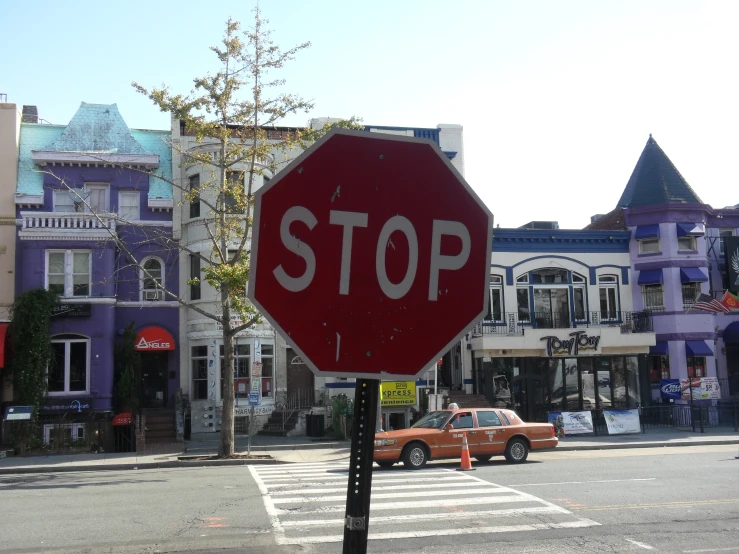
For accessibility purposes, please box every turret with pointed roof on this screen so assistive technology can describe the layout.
[616,135,702,208]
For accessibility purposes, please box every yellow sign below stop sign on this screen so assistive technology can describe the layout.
[380,381,417,406]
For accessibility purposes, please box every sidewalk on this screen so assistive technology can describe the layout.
[0,428,736,475]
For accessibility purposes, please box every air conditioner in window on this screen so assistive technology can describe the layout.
[144,290,162,301]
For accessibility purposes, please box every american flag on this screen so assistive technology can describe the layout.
[691,293,731,313]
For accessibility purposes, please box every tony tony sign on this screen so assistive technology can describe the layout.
[541,330,601,357]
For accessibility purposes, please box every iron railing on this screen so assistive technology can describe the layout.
[472,310,654,337]
[639,403,739,433]
[719,378,739,399]
[277,388,314,430]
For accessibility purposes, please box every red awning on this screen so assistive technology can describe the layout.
[0,323,8,368]
[135,326,175,351]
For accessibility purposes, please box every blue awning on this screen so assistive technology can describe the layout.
[680,268,709,283]
[638,269,663,285]
[724,322,739,344]
[649,341,669,356]
[634,225,660,240]
[677,223,705,237]
[685,341,714,357]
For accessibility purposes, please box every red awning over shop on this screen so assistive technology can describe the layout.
[0,323,8,368]
[135,326,175,351]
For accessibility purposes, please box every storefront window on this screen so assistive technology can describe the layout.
[612,358,627,408]
[563,358,580,411]
[595,358,612,408]
[625,356,640,406]
[191,346,208,400]
[650,356,669,384]
[687,356,705,378]
[579,359,596,409]
[544,359,563,412]
[261,345,274,398]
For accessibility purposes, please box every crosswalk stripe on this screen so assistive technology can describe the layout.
[271,480,490,495]
[280,505,569,527]
[258,469,457,481]
[278,519,602,545]
[266,475,473,489]
[272,487,514,504]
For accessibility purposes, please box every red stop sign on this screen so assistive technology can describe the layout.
[248,129,492,378]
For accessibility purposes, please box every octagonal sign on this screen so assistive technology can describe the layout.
[248,128,492,379]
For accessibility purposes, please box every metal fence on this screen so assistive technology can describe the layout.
[638,402,739,433]
[472,311,653,337]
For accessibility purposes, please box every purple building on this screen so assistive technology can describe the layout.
[589,136,739,406]
[14,103,178,446]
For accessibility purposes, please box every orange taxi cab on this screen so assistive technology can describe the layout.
[373,407,557,469]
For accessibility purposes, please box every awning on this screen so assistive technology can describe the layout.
[680,268,709,283]
[677,223,705,237]
[0,323,8,369]
[634,225,660,240]
[649,341,669,356]
[724,322,739,344]
[685,341,714,357]
[638,269,663,285]
[135,326,175,351]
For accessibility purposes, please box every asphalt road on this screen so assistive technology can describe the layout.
[0,445,737,553]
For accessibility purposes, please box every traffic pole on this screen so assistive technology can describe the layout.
[343,378,380,554]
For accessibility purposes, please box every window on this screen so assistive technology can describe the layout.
[719,229,735,256]
[43,423,85,446]
[220,344,251,399]
[599,275,619,320]
[530,268,568,284]
[118,191,139,220]
[677,236,696,251]
[54,190,77,213]
[49,334,88,394]
[476,410,503,427]
[516,274,529,284]
[190,255,201,300]
[46,250,90,297]
[642,284,664,311]
[517,288,530,322]
[191,346,209,400]
[261,344,274,398]
[85,183,109,213]
[650,356,670,384]
[448,412,473,429]
[639,238,661,254]
[485,275,503,322]
[225,171,243,214]
[189,174,201,219]
[141,257,164,301]
[681,283,700,310]
[572,273,586,283]
[574,286,586,321]
[687,357,705,379]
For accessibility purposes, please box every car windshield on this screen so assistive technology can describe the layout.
[410,411,451,429]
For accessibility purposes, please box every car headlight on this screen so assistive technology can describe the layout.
[374,438,397,447]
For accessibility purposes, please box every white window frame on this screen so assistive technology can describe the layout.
[53,190,76,213]
[43,423,86,446]
[118,191,140,220]
[486,275,504,322]
[677,235,696,251]
[639,238,661,254]
[48,335,90,395]
[598,275,619,320]
[259,343,275,400]
[45,250,91,297]
[84,183,110,213]
[191,345,209,401]
[140,256,164,301]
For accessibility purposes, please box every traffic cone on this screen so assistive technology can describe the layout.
[457,431,475,471]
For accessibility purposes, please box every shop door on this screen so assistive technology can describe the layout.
[512,362,548,422]
[286,348,315,404]
[727,345,739,396]
[141,353,167,409]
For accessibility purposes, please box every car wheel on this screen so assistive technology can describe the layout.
[376,461,395,469]
[402,442,428,470]
[504,438,529,464]
[474,455,493,463]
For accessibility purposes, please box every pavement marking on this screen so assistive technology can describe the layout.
[267,475,473,489]
[625,538,657,550]
[572,498,739,511]
[507,478,657,487]
[270,479,482,495]
[272,487,512,504]
[684,549,739,553]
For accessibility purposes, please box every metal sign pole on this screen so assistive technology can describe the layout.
[342,378,379,554]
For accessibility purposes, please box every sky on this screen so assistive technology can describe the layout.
[2,0,738,229]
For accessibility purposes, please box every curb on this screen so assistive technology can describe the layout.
[186,442,351,453]
[554,439,739,451]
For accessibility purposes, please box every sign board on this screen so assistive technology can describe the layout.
[248,129,493,379]
[680,377,721,400]
[112,413,132,426]
[603,409,641,434]
[548,411,594,435]
[541,330,601,357]
[135,326,175,351]
[726,236,739,294]
[3,405,33,421]
[248,391,261,406]
[380,381,417,406]
[51,303,91,318]
[252,361,263,377]
[660,379,681,400]
[42,400,90,413]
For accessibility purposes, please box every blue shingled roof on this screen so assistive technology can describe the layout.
[616,135,702,208]
[17,103,172,199]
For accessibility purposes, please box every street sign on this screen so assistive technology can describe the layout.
[248,391,260,406]
[248,128,492,379]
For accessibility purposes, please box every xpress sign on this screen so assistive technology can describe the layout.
[248,129,492,378]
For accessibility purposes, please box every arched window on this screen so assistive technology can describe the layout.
[141,257,164,301]
[49,334,89,395]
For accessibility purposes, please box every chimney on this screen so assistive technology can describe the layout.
[22,105,38,123]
